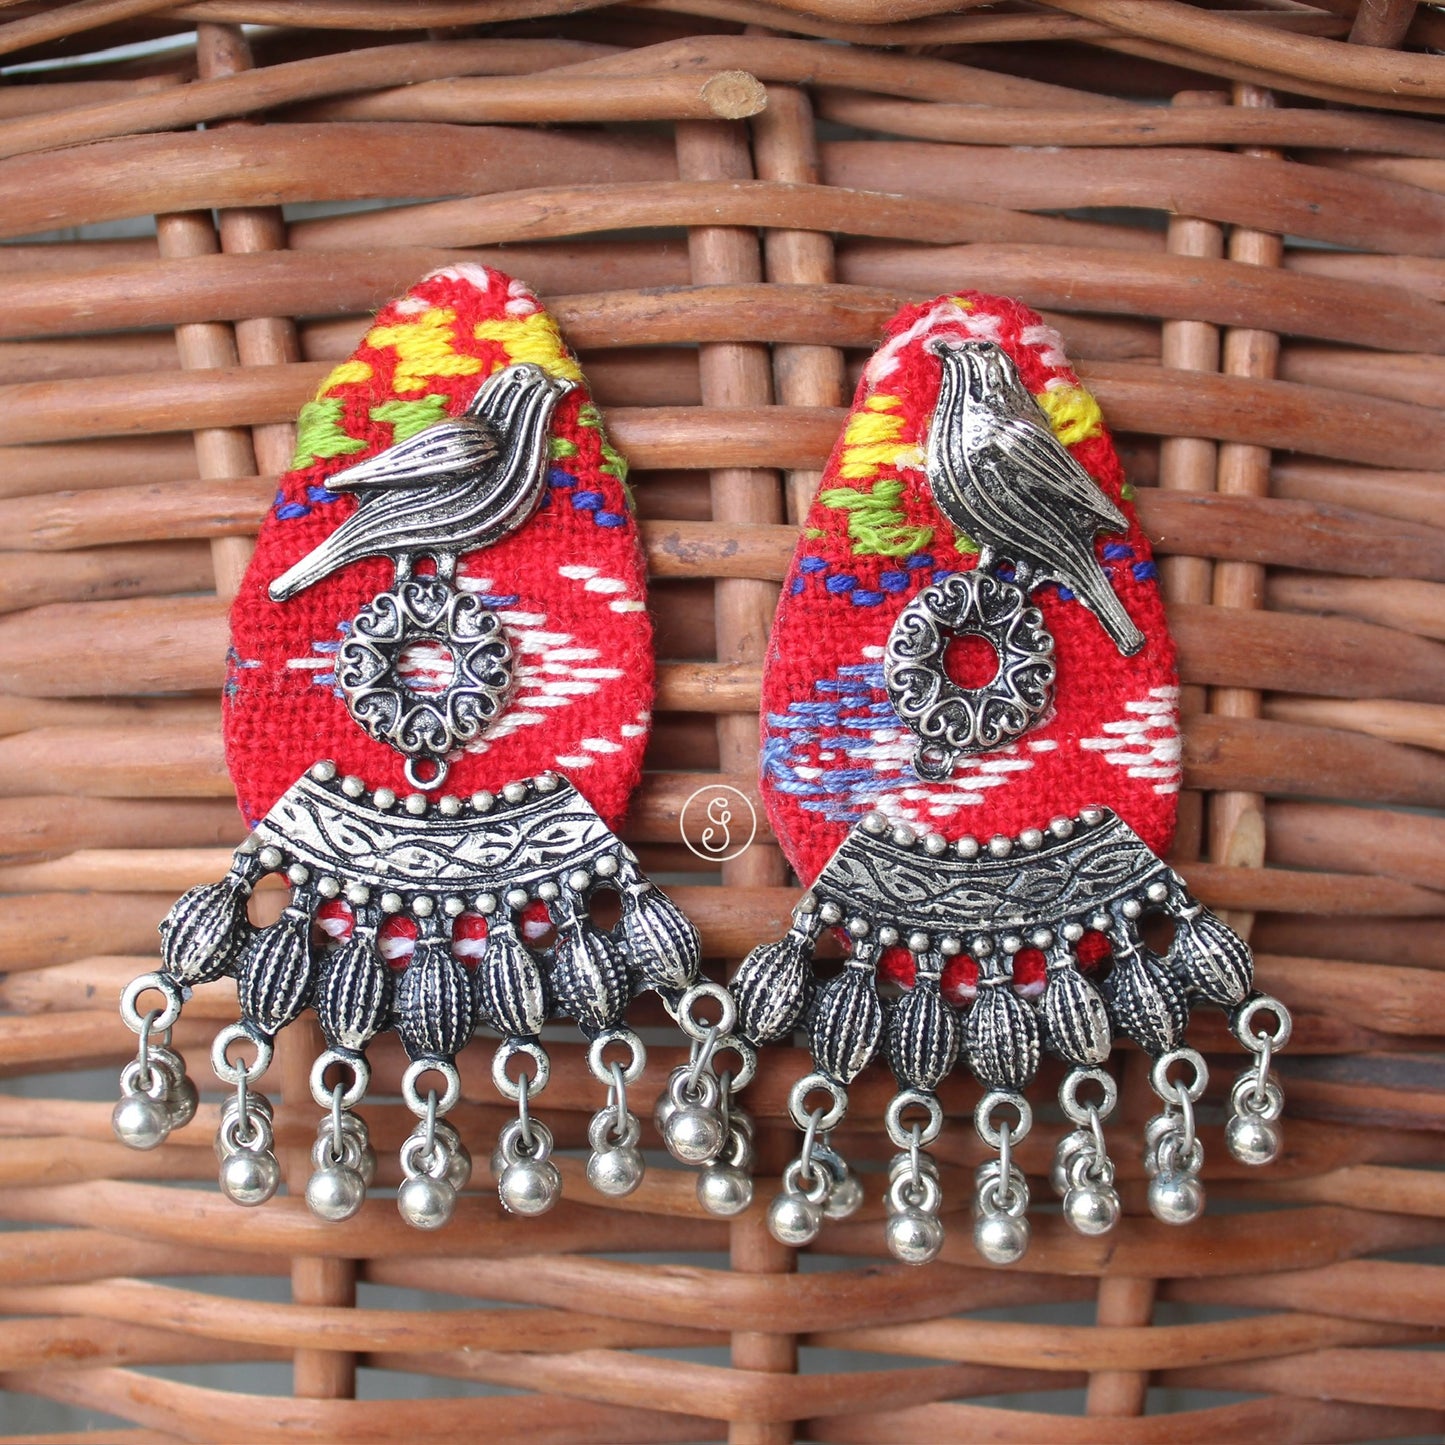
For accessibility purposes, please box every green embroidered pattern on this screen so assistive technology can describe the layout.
[289,398,367,469]
[578,400,633,509]
[819,479,935,557]
[371,394,450,443]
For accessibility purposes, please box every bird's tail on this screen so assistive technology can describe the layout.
[1070,563,1146,657]
[269,540,342,603]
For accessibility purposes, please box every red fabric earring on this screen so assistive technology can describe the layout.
[114,265,734,1227]
[731,292,1291,1264]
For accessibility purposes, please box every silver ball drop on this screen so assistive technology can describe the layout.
[398,1173,457,1230]
[444,1140,473,1191]
[219,1149,281,1207]
[357,1143,378,1189]
[663,1105,725,1164]
[1148,1169,1205,1225]
[1063,1184,1121,1237]
[974,1210,1030,1265]
[306,1165,366,1222]
[1049,1160,1070,1200]
[112,1093,171,1151]
[767,1190,822,1248]
[697,1164,754,1218]
[587,1145,645,1198]
[886,1207,945,1266]
[166,1073,200,1130]
[824,1170,865,1220]
[1226,1112,1280,1167]
[498,1157,562,1216]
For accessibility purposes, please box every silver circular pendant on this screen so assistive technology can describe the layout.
[336,577,512,787]
[883,569,1055,781]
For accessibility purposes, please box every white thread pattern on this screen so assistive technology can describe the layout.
[1078,685,1182,794]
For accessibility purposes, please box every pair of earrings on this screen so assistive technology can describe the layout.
[113,265,1290,1264]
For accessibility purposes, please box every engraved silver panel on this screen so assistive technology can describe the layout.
[257,772,619,898]
[808,811,1173,944]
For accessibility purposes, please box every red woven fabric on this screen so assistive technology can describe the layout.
[759,293,1180,996]
[225,265,652,832]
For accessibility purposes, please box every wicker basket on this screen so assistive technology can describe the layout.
[0,2,1442,1441]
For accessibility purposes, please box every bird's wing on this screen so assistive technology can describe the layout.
[326,419,500,493]
[997,417,1129,534]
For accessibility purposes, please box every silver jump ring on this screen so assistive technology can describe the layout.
[121,972,183,1034]
[1173,1083,1197,1156]
[402,1057,461,1116]
[685,1027,720,1095]
[135,1009,160,1091]
[974,1090,1032,1149]
[309,1048,370,1110]
[1059,1066,1118,1127]
[787,1073,847,1133]
[676,979,737,1042]
[1233,994,1292,1053]
[706,1035,757,1092]
[516,1075,534,1153]
[400,1130,450,1181]
[885,1089,944,1150]
[797,1106,824,1187]
[492,1039,550,1102]
[1251,1036,1274,1108]
[587,1028,646,1087]
[609,1062,628,1135]
[210,1022,273,1086]
[886,1168,941,1216]
[1151,1047,1208,1103]
[782,1156,831,1205]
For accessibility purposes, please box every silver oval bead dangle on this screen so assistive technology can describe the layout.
[495,1116,562,1217]
[662,1066,726,1165]
[698,1110,756,1218]
[767,1156,829,1247]
[398,1173,457,1231]
[587,1109,645,1199]
[112,1092,171,1152]
[307,1164,367,1222]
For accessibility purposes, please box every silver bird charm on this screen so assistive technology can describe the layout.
[270,363,575,603]
[925,340,1145,657]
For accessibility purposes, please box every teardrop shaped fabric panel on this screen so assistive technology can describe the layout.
[225,264,652,829]
[761,291,1179,887]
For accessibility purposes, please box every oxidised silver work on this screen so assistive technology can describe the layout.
[335,578,512,784]
[734,802,1292,1262]
[883,568,1055,779]
[120,760,709,1226]
[880,339,1146,783]
[924,339,1144,657]
[270,364,573,602]
[270,362,573,790]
